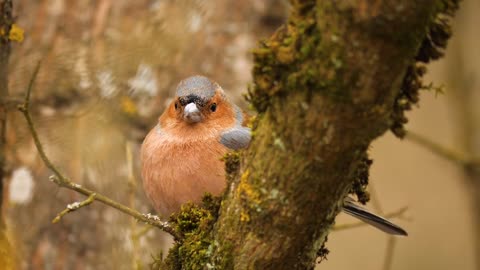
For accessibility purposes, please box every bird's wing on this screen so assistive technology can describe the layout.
[342,197,408,236]
[219,104,251,150]
[220,126,251,150]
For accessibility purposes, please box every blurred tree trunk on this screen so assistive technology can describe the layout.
[207,1,452,269]
[0,0,12,225]
[0,0,14,269]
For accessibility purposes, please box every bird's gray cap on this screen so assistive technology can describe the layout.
[176,75,218,99]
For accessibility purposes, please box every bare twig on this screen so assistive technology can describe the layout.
[333,207,409,232]
[18,61,181,240]
[52,193,96,223]
[382,237,397,270]
[406,130,480,169]
[126,141,143,270]
[369,185,398,270]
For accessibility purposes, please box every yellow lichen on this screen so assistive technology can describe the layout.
[237,170,261,206]
[241,169,250,182]
[0,24,24,42]
[276,46,295,64]
[236,169,264,223]
[9,24,24,42]
[240,211,250,222]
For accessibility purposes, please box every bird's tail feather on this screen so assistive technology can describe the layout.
[342,198,408,236]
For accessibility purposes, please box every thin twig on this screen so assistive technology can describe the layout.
[369,184,398,270]
[382,236,397,270]
[18,61,181,240]
[406,130,480,169]
[52,193,96,223]
[333,206,409,231]
[126,141,143,270]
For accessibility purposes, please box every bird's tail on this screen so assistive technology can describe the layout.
[342,198,408,236]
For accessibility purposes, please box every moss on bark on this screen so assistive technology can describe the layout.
[156,0,461,269]
[212,1,456,269]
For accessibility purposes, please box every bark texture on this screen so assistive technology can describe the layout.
[0,1,14,269]
[0,0,11,226]
[210,1,442,269]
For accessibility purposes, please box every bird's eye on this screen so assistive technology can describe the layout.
[174,103,178,110]
[210,103,217,112]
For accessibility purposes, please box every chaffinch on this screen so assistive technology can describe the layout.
[141,75,250,217]
[141,75,407,236]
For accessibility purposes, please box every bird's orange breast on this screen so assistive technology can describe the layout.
[140,124,228,217]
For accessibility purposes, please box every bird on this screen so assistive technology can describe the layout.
[141,75,251,217]
[140,75,407,236]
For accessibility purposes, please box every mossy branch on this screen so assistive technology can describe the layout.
[203,1,461,269]
[18,61,181,240]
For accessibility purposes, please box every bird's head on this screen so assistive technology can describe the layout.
[161,75,236,128]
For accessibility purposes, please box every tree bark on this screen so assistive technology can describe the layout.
[210,1,443,269]
[0,0,11,225]
[0,1,14,269]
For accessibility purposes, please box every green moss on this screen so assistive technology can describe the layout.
[222,151,241,185]
[246,1,351,113]
[390,0,460,138]
[349,153,372,204]
[315,236,330,264]
[150,194,223,270]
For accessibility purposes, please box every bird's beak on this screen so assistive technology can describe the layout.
[183,102,202,123]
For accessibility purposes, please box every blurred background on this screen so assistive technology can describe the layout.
[1,0,478,269]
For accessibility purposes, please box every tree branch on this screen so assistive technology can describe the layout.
[18,61,181,240]
[406,130,480,169]
[52,193,96,224]
[206,1,458,269]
